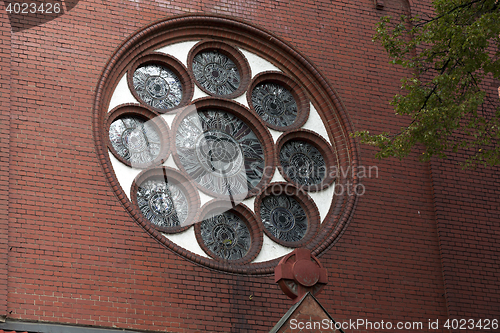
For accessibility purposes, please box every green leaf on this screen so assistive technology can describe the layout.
[357,0,500,168]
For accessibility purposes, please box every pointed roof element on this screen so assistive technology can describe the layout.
[269,292,345,333]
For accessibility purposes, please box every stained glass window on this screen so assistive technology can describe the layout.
[251,82,298,128]
[109,116,162,165]
[279,140,326,186]
[133,64,183,110]
[175,110,264,196]
[259,194,308,243]
[136,179,189,228]
[97,28,346,272]
[200,211,251,260]
[192,51,240,96]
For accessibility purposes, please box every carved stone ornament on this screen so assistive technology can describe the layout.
[275,248,328,303]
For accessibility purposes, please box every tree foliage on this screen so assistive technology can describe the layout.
[355,0,500,167]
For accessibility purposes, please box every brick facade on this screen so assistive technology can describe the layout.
[0,3,11,320]
[1,0,498,332]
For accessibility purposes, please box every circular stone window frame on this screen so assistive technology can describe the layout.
[254,182,320,248]
[247,71,310,131]
[106,104,171,169]
[276,129,337,192]
[171,97,276,200]
[93,14,360,275]
[187,40,251,99]
[127,52,194,114]
[194,200,263,265]
[130,167,201,234]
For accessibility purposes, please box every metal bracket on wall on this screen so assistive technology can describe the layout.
[374,0,385,9]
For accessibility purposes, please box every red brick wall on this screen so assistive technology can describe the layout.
[0,3,11,318]
[409,0,500,326]
[3,0,498,332]
[432,154,500,321]
[294,0,450,330]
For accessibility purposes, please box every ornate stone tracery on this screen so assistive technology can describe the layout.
[94,15,358,274]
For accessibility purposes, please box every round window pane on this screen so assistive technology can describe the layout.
[175,110,265,197]
[136,179,189,228]
[279,140,327,186]
[192,51,240,96]
[109,116,162,165]
[200,211,251,260]
[259,194,308,243]
[251,82,298,128]
[133,64,183,110]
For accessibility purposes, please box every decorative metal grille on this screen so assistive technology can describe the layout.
[251,82,298,128]
[109,116,162,165]
[279,140,326,186]
[192,51,240,95]
[200,211,251,260]
[133,64,183,109]
[136,179,189,228]
[260,195,308,242]
[176,110,264,196]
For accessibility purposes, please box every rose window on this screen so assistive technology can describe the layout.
[94,16,359,274]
